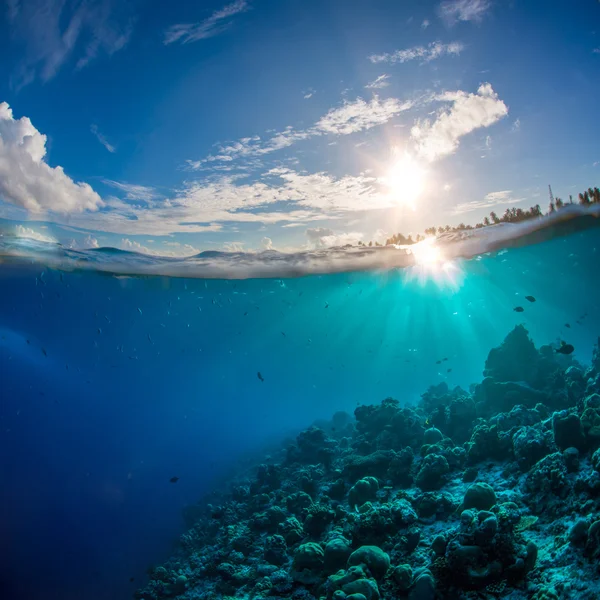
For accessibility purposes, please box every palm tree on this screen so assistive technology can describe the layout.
[483,216,490,226]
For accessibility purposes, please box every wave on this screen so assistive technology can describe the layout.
[1,204,599,279]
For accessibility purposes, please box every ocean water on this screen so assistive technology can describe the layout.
[1,216,600,600]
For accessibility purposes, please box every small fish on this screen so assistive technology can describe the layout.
[169,476,179,483]
[244,311,248,316]
[565,323,571,328]
[556,342,575,355]
[26,339,30,344]
[525,296,536,302]
[42,348,47,357]
[257,371,264,382]
[97,328,102,334]
[129,578,135,583]
[436,360,441,364]
[137,308,143,315]
[147,333,153,343]
[442,357,448,361]
[447,368,453,373]
[513,306,525,313]
[281,331,286,337]
[325,302,329,309]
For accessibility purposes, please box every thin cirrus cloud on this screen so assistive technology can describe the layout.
[369,41,464,65]
[187,95,413,169]
[365,74,390,89]
[438,0,492,25]
[102,180,158,202]
[164,0,248,45]
[452,190,523,214]
[90,124,116,153]
[7,0,133,89]
[410,83,508,162]
[315,96,413,135]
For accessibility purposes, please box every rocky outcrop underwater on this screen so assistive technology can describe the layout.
[135,325,600,600]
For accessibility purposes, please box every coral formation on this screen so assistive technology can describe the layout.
[134,327,600,600]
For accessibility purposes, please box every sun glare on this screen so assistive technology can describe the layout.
[382,154,426,209]
[404,237,463,289]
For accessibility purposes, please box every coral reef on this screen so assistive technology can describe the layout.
[134,327,600,600]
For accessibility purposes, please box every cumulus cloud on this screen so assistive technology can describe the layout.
[410,83,508,161]
[14,225,57,243]
[315,96,413,135]
[421,19,430,29]
[452,190,523,214]
[102,180,158,202]
[164,0,248,45]
[90,124,115,153]
[369,41,464,64]
[66,234,100,249]
[306,227,364,248]
[261,237,274,250]
[8,0,133,88]
[120,238,199,257]
[438,0,491,25]
[0,102,103,213]
[83,234,100,248]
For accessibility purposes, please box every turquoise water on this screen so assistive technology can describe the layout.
[1,222,599,599]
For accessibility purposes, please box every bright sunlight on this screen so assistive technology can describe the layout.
[381,153,426,210]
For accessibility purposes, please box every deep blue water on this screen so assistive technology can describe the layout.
[1,226,599,600]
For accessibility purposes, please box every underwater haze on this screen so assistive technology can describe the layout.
[2,224,600,600]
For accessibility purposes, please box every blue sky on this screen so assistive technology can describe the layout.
[0,0,599,255]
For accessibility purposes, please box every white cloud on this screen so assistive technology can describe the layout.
[83,234,100,248]
[303,88,316,99]
[451,190,523,214]
[8,0,133,88]
[593,161,599,167]
[511,118,521,132]
[223,241,245,252]
[90,124,115,153]
[260,237,273,250]
[102,180,158,202]
[369,41,464,64]
[306,227,363,248]
[64,165,401,236]
[67,234,100,249]
[120,238,199,257]
[421,19,430,29]
[438,0,491,25]
[189,128,312,168]
[365,74,390,89]
[164,0,248,45]
[485,135,492,149]
[188,93,413,169]
[14,225,57,243]
[0,102,103,213]
[410,83,508,161]
[373,228,389,243]
[594,48,600,54]
[315,96,413,135]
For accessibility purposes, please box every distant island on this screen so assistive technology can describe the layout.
[358,186,600,247]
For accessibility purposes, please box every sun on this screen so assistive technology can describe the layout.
[381,154,426,210]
